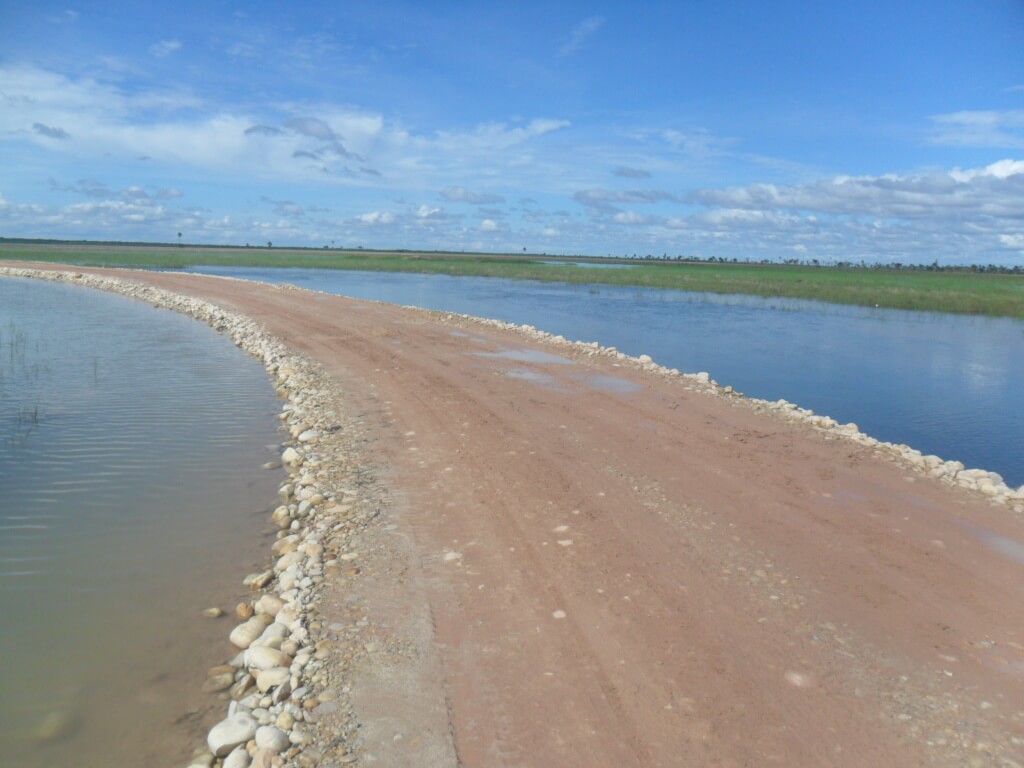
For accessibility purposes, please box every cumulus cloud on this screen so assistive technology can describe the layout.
[479,219,499,231]
[416,204,441,218]
[672,159,1024,262]
[357,211,394,224]
[441,186,506,205]
[560,16,605,56]
[149,40,183,58]
[33,122,69,139]
[687,160,1024,219]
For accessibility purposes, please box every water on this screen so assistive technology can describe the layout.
[178,266,1024,488]
[540,260,638,269]
[0,278,283,767]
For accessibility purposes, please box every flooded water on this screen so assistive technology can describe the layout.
[179,266,1024,488]
[0,278,283,767]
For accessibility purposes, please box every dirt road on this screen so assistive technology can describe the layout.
[26,266,1024,767]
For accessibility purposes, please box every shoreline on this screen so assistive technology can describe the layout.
[3,266,374,766]
[4,243,1023,319]
[3,263,1022,767]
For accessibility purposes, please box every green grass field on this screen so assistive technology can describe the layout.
[3,243,1023,319]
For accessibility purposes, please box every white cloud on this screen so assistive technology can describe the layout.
[929,110,1024,149]
[149,40,183,58]
[0,65,568,191]
[357,211,394,224]
[688,160,1024,220]
[560,16,605,57]
[416,204,441,218]
[573,188,677,212]
[669,159,1024,262]
[46,10,78,24]
[613,211,648,224]
[612,166,651,178]
[434,118,570,152]
[227,42,258,57]
[479,219,499,231]
[441,186,505,204]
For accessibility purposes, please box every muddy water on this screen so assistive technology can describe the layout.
[0,278,283,767]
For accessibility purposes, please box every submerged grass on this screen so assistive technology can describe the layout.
[3,243,1023,319]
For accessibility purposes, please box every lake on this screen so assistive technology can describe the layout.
[177,266,1024,488]
[0,277,283,767]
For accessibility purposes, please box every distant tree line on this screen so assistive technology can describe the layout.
[1,237,1020,274]
[617,252,1024,275]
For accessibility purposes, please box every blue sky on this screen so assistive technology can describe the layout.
[1,1,1023,264]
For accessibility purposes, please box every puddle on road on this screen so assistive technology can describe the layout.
[473,348,575,365]
[960,521,1024,565]
[577,374,643,394]
[504,368,569,392]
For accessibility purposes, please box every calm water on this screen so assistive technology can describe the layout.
[0,278,282,767]
[181,266,1024,488]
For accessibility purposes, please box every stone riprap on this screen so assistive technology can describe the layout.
[3,267,372,766]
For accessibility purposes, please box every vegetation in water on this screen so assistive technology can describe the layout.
[2,241,1023,319]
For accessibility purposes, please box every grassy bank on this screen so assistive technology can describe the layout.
[3,243,1023,319]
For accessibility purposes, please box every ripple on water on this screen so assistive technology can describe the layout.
[0,277,282,767]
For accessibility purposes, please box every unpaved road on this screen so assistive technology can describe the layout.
[23,265,1024,767]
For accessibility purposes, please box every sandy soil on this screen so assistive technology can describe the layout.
[16,265,1024,768]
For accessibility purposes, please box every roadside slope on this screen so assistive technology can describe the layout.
[17,264,1024,767]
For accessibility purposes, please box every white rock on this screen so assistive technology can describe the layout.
[246,645,293,671]
[254,621,289,647]
[229,614,274,650]
[256,667,291,692]
[298,429,319,442]
[281,447,303,465]
[207,712,258,757]
[255,725,290,754]
[223,745,251,768]
[275,550,305,572]
[271,676,292,704]
[276,604,300,629]
[257,594,286,617]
